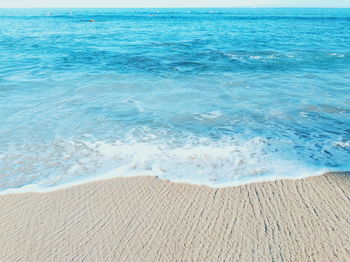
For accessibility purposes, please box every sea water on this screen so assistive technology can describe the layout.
[0,8,349,192]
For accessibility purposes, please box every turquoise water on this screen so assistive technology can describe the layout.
[0,8,349,192]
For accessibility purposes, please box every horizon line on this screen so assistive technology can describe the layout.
[1,6,350,9]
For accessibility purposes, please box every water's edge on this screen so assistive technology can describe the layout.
[2,169,344,195]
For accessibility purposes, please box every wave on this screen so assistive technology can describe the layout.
[0,137,335,194]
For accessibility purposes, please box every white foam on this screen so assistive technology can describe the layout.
[197,111,222,119]
[334,141,350,148]
[0,137,330,195]
[329,53,345,58]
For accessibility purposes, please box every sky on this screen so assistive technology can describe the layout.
[0,0,349,8]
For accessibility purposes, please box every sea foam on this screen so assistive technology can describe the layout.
[0,137,330,194]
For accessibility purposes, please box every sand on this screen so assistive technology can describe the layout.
[0,172,349,262]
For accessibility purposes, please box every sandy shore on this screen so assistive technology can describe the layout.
[0,173,349,262]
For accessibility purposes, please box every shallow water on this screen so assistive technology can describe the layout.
[0,8,349,192]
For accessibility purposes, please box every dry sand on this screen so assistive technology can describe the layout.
[0,172,349,262]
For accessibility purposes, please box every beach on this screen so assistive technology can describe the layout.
[0,7,349,262]
[0,172,349,261]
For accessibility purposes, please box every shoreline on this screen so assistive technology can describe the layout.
[0,168,330,195]
[1,172,349,261]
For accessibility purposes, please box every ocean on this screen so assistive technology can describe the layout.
[0,8,349,192]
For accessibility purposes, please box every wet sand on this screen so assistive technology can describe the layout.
[0,172,349,261]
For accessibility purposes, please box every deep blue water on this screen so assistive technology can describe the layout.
[0,8,349,192]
